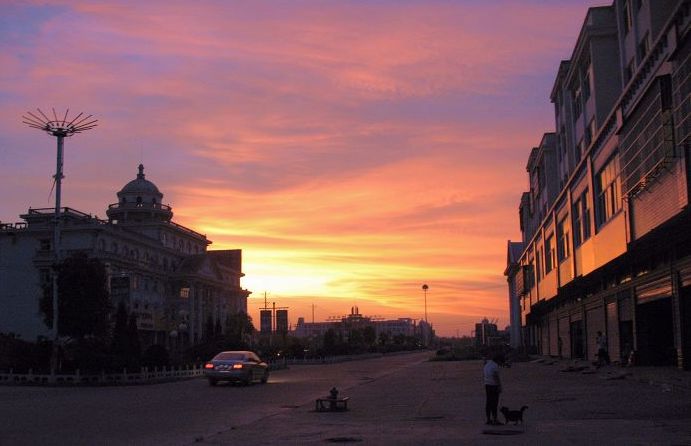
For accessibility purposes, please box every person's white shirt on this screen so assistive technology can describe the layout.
[483,359,501,386]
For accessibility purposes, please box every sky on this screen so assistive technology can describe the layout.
[0,0,603,337]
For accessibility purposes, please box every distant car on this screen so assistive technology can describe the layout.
[204,350,269,386]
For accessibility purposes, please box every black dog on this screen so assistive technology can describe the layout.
[500,406,528,425]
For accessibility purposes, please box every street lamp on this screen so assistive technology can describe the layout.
[422,284,429,323]
[22,108,97,374]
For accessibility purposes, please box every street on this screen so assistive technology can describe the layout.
[2,352,691,445]
[0,352,429,445]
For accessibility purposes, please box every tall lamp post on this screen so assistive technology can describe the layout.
[421,284,429,346]
[22,108,97,374]
[422,284,429,323]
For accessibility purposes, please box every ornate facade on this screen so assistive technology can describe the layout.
[0,165,250,348]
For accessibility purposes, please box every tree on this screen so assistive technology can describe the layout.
[363,326,377,347]
[347,329,364,352]
[40,253,111,339]
[323,329,337,354]
[204,315,215,342]
[111,301,129,356]
[378,332,390,346]
[110,302,141,370]
[127,312,141,361]
[224,312,255,348]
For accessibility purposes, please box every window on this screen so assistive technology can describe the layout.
[576,138,585,163]
[573,88,582,118]
[582,190,591,241]
[637,33,650,62]
[557,217,570,262]
[589,119,597,145]
[585,122,593,147]
[180,287,190,299]
[545,234,555,273]
[623,1,632,35]
[536,248,543,282]
[583,70,591,100]
[525,263,535,290]
[595,155,622,228]
[572,190,591,247]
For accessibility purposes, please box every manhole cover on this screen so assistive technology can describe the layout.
[482,429,524,435]
[324,437,363,443]
[537,397,577,402]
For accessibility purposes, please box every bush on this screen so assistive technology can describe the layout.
[430,345,482,361]
[142,344,170,367]
[0,334,51,373]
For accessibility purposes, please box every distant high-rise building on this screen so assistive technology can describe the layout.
[260,310,273,334]
[276,309,289,334]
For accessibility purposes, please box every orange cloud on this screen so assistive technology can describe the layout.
[0,0,595,335]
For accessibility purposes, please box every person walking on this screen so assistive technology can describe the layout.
[596,331,609,366]
[483,352,502,425]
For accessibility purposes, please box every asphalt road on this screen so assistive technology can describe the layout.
[0,351,430,446]
[206,356,691,445]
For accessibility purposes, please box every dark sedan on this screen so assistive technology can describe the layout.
[204,351,269,386]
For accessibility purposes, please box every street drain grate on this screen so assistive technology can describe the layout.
[324,437,363,443]
[280,405,300,408]
[413,416,445,421]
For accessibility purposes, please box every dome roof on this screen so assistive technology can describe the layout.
[118,164,162,197]
[107,164,173,223]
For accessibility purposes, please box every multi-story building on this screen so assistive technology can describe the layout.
[293,307,417,340]
[0,164,250,348]
[506,0,691,369]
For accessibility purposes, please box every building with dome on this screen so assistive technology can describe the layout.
[0,165,250,348]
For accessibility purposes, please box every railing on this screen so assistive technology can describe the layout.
[27,207,94,219]
[285,353,384,365]
[0,222,27,230]
[0,365,204,386]
[108,202,172,212]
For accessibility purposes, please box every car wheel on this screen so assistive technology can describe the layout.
[260,372,269,384]
[208,378,218,387]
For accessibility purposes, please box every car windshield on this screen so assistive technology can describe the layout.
[214,352,246,361]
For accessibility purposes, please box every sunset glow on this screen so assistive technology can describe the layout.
[0,1,599,336]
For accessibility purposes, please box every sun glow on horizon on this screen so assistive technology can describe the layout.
[0,0,594,335]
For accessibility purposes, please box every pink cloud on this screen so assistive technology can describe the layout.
[0,0,597,335]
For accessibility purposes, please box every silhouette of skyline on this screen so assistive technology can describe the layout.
[0,1,597,336]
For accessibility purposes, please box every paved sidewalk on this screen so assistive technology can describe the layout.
[195,357,691,445]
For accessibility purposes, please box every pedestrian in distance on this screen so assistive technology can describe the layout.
[483,352,503,425]
[596,331,609,367]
